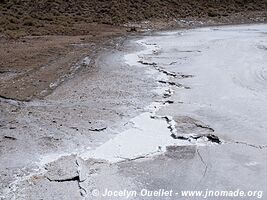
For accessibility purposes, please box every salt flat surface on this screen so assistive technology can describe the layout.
[83,24,267,162]
[143,24,267,145]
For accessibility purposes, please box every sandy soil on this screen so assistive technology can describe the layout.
[0,24,128,101]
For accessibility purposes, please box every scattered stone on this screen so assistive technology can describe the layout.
[82,57,91,66]
[88,120,107,132]
[4,136,17,140]
[127,27,137,32]
[70,127,79,131]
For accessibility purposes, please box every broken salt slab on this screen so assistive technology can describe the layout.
[80,112,190,163]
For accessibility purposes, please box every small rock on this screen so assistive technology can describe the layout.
[128,27,137,32]
[4,136,17,140]
[88,120,107,132]
[70,127,79,131]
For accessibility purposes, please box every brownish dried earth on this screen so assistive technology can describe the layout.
[0,24,128,101]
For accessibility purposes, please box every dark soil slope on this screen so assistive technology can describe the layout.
[0,0,266,37]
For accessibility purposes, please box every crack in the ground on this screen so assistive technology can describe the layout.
[195,149,208,189]
[194,123,215,132]
[197,149,208,177]
[88,127,107,132]
[154,66,178,77]
[171,133,222,144]
[177,50,202,53]
[233,141,267,149]
[117,155,146,162]
[138,60,157,66]
[138,60,177,77]
[138,60,193,91]
[76,158,88,197]
[0,95,30,103]
[158,80,190,89]
[151,115,177,135]
[178,74,194,79]
[138,60,194,80]
[161,100,174,105]
[45,157,88,198]
[116,150,161,164]
[47,176,79,182]
[158,80,181,87]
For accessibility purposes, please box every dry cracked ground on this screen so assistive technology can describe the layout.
[1,24,267,199]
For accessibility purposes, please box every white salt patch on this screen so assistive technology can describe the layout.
[81,112,189,162]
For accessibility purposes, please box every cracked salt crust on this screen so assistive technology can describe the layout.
[80,39,192,162]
